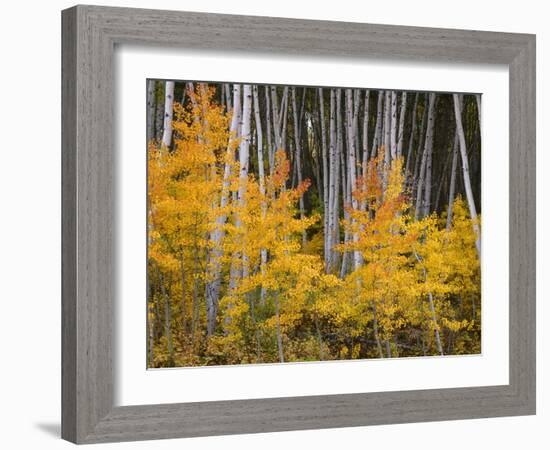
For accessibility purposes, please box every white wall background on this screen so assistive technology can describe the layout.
[0,1,545,448]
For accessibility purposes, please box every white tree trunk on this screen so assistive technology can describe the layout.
[390,91,398,160]
[238,85,253,207]
[383,90,392,166]
[382,90,392,190]
[336,90,348,277]
[453,94,481,257]
[264,87,274,173]
[326,89,337,273]
[161,81,175,148]
[204,84,242,336]
[361,90,370,213]
[405,93,419,176]
[415,93,436,220]
[227,85,253,319]
[396,92,408,158]
[236,85,253,234]
[371,91,384,159]
[362,90,370,173]
[412,94,429,195]
[270,86,282,150]
[446,134,459,231]
[422,94,437,217]
[280,87,289,151]
[319,88,330,269]
[353,89,361,180]
[253,86,268,303]
[345,89,362,270]
[252,86,265,197]
[291,87,306,245]
[339,143,350,278]
[333,89,342,272]
[446,97,463,231]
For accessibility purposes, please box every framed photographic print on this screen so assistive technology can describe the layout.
[62,5,536,444]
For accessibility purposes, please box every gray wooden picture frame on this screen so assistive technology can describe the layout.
[61,4,536,444]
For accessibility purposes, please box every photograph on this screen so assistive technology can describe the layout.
[1,0,541,447]
[146,80,482,368]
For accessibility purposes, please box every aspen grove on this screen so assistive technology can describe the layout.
[147,80,481,367]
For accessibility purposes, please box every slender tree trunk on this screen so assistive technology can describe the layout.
[340,125,350,276]
[453,94,481,257]
[264,86,274,173]
[280,87,289,151]
[339,107,349,278]
[154,84,163,141]
[397,92,408,158]
[253,86,265,196]
[334,97,341,261]
[405,93,419,176]
[319,89,330,269]
[229,85,253,291]
[253,86,268,305]
[383,90,392,167]
[362,90,370,170]
[390,91,398,160]
[381,90,392,193]
[423,94,437,217]
[412,94,429,195]
[238,85,253,213]
[428,292,444,355]
[147,277,155,367]
[476,94,482,135]
[446,134,460,231]
[204,84,242,336]
[372,302,384,358]
[224,83,232,111]
[309,123,323,204]
[415,93,436,219]
[161,81,175,148]
[326,89,337,273]
[186,82,198,117]
[353,89,362,180]
[158,268,173,364]
[445,96,464,229]
[361,90,370,213]
[345,89,362,270]
[270,86,282,150]
[191,237,200,344]
[371,91,384,159]
[414,250,444,356]
[415,145,428,219]
[314,313,324,360]
[291,87,307,245]
[336,89,346,276]
[179,256,187,333]
[385,340,392,358]
[147,309,155,367]
[146,80,156,143]
[275,293,284,363]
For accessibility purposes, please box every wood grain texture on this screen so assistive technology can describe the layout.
[61,7,77,443]
[61,5,536,444]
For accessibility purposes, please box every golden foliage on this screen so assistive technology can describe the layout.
[147,88,481,367]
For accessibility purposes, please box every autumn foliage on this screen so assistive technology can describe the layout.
[147,83,481,367]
